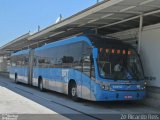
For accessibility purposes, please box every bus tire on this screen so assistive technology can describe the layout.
[69,81,79,101]
[15,73,18,84]
[38,77,45,92]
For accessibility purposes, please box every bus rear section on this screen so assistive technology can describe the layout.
[9,49,33,84]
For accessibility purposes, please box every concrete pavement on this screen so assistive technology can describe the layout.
[0,76,159,120]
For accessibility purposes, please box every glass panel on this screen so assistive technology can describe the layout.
[34,42,83,70]
[10,56,17,67]
[10,54,29,67]
[82,42,95,78]
[34,41,95,78]
[98,47,144,80]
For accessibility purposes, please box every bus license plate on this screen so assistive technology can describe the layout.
[124,95,133,99]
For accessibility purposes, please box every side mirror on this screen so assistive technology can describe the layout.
[92,48,98,59]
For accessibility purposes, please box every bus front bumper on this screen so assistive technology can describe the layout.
[96,91,146,101]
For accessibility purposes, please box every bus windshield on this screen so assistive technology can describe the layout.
[97,47,144,80]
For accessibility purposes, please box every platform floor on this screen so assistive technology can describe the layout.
[0,76,159,120]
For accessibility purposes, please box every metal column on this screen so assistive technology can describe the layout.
[138,15,143,53]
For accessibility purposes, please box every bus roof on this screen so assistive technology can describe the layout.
[35,35,131,51]
[11,49,29,56]
[87,35,132,48]
[35,35,92,51]
[12,35,133,55]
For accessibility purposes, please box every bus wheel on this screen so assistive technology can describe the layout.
[39,77,45,92]
[15,73,18,84]
[69,82,79,101]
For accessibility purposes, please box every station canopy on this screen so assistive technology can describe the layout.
[1,0,160,55]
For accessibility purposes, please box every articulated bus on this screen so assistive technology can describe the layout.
[9,35,146,101]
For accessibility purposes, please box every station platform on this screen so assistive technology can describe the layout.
[0,74,159,120]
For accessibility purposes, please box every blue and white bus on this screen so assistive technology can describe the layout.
[9,35,146,101]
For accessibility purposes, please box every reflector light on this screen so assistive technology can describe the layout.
[100,48,103,52]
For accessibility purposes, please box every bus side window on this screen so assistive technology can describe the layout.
[82,55,90,76]
[24,55,29,66]
[90,55,95,78]
[16,55,23,67]
[82,54,95,78]
[11,56,17,67]
[82,42,95,78]
[33,57,37,66]
[38,57,45,68]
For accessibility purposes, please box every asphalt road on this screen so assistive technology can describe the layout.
[0,76,159,120]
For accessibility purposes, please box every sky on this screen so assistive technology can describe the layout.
[0,0,99,47]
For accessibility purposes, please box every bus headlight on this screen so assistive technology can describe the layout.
[141,86,146,90]
[144,81,147,85]
[101,85,105,89]
[101,83,110,90]
[137,85,146,90]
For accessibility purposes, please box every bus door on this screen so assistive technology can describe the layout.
[81,56,91,100]
[81,42,93,100]
[28,50,34,85]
